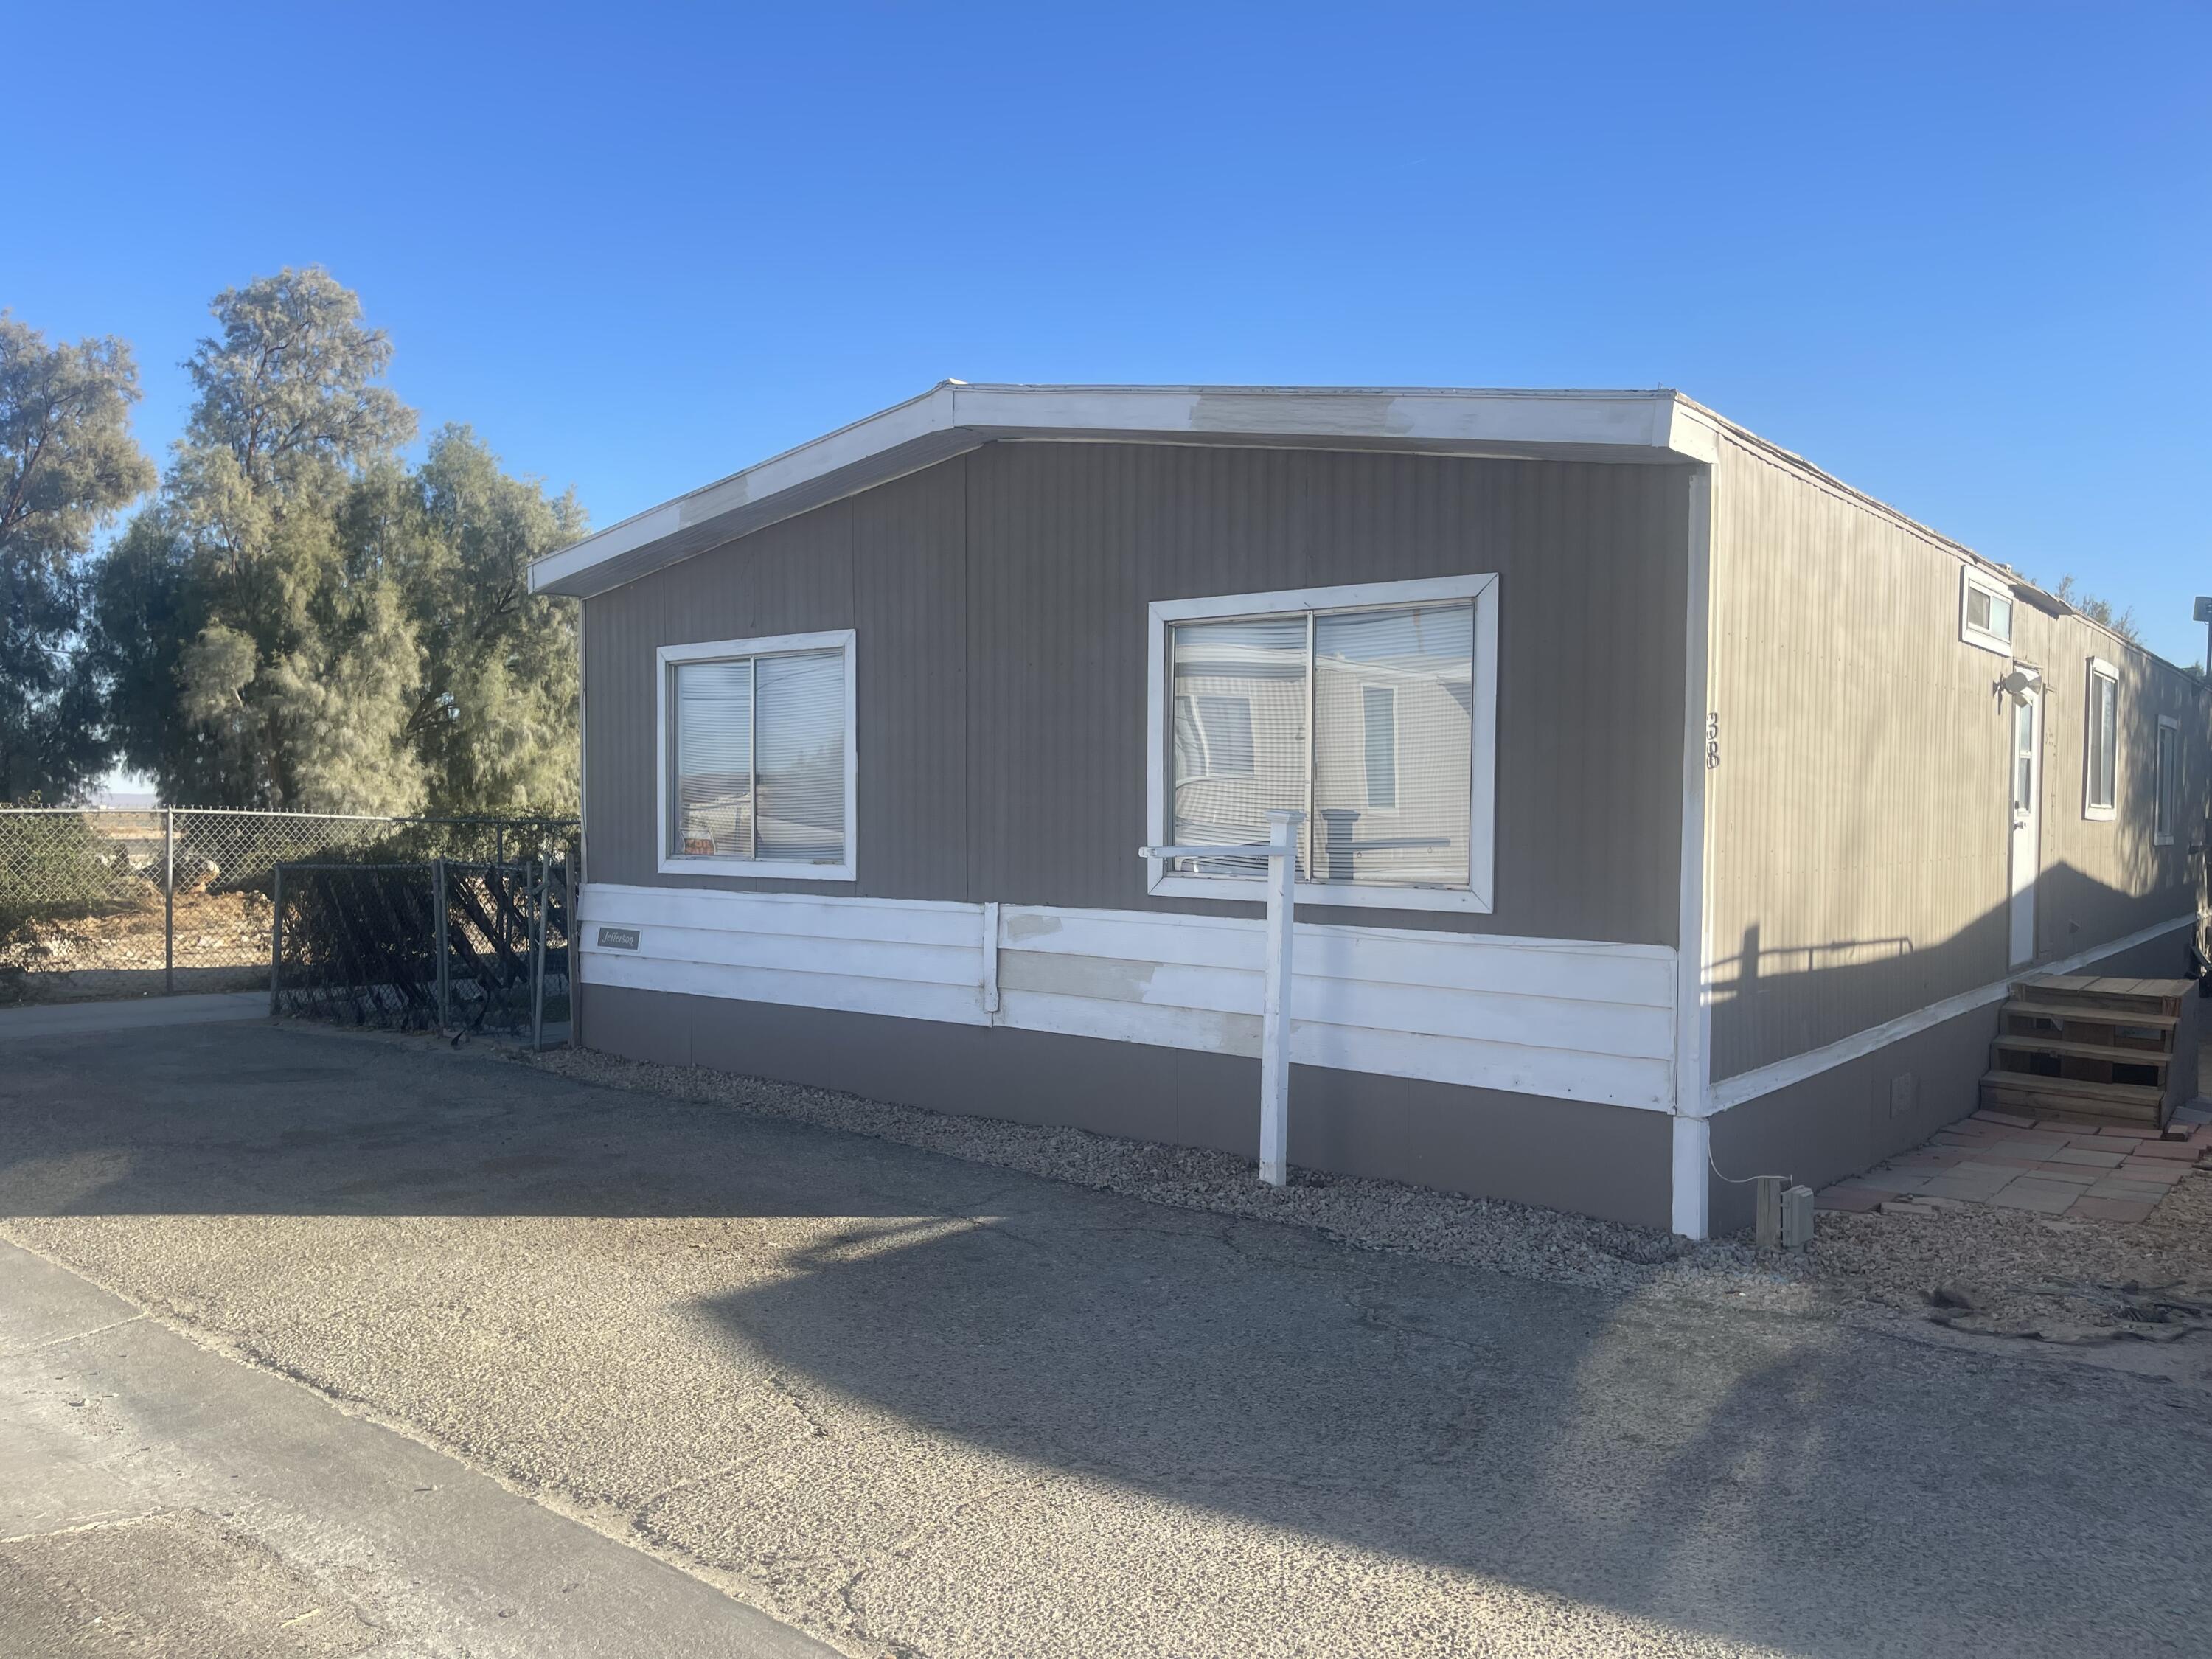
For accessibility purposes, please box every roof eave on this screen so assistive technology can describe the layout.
[529,384,1716,599]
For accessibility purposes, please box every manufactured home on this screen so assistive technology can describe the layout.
[529,384,2207,1237]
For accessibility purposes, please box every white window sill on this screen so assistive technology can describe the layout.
[658,854,856,882]
[1959,625,2012,657]
[1148,869,1494,914]
[2084,804,2115,822]
[2155,833,2176,849]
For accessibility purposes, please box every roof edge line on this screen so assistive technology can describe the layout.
[529,384,1699,597]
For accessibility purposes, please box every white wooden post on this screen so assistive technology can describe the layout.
[1256,808,1301,1187]
[1138,807,1304,1187]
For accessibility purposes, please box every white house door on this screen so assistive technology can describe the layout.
[2008,678,2042,966]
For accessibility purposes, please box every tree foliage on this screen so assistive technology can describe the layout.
[91,268,581,816]
[2052,574,2140,643]
[0,315,158,801]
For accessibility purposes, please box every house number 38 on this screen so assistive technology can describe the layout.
[1705,712,1720,771]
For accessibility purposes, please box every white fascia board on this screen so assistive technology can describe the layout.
[954,383,1711,457]
[531,383,1708,599]
[529,384,961,597]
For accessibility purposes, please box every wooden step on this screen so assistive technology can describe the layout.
[1979,1071,2165,1124]
[2014,975,2191,1015]
[1992,1033,2170,1069]
[2001,999,2178,1030]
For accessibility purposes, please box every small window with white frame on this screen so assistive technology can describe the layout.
[2084,657,2118,820]
[1960,569,2014,655]
[657,629,857,880]
[1146,574,1498,913]
[2155,714,2181,846]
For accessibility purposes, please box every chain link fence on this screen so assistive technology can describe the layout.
[271,855,573,1045]
[0,807,575,1005]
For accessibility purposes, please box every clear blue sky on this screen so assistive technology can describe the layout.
[12,2,2209,664]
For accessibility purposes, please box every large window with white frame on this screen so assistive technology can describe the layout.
[1146,575,1498,913]
[2084,657,2118,821]
[657,630,857,880]
[1959,569,2014,655]
[2155,714,2180,847]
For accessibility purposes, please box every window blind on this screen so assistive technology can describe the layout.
[672,660,753,857]
[670,646,846,864]
[754,650,847,862]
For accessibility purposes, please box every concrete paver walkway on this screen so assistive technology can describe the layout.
[1818,1103,2212,1223]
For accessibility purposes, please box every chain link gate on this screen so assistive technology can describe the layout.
[270,849,575,1046]
[0,807,574,1006]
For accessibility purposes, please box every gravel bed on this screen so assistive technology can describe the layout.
[518,1046,1818,1304]
[1803,1169,2212,1338]
[518,1046,2212,1340]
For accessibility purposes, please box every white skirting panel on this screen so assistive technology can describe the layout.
[580,884,992,1028]
[995,905,1674,1109]
[577,884,1679,1110]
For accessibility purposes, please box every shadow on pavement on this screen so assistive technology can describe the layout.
[1,1020,2204,1657]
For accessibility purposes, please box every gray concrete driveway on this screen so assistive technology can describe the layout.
[2,1021,2208,1658]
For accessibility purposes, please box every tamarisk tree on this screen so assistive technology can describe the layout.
[94,268,581,815]
[0,316,157,801]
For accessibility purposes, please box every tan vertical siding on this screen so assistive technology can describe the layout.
[587,441,1692,945]
[1707,434,2207,1079]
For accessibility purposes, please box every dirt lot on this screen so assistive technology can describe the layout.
[5,1021,2211,1658]
[1,887,270,1004]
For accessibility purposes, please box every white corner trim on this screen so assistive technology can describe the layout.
[654,628,859,882]
[1144,574,1500,915]
[1672,465,1714,1239]
[1958,568,2014,658]
[1671,1116,1711,1240]
[1702,910,2199,1115]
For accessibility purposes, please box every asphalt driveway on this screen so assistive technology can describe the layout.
[3,1020,2208,1657]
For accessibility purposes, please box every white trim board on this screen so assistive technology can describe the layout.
[577,883,1679,1111]
[1144,574,1500,915]
[1672,465,1715,1239]
[529,384,1720,598]
[1702,911,2199,1115]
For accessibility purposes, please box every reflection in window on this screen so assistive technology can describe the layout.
[1167,602,1473,888]
[1363,685,1398,809]
[1966,576,2014,647]
[673,661,752,858]
[2087,666,2117,813]
[1167,618,1307,875]
[671,647,846,863]
[2157,720,2180,844]
[1174,694,1256,779]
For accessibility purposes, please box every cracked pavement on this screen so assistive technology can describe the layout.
[4,1021,2211,1656]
